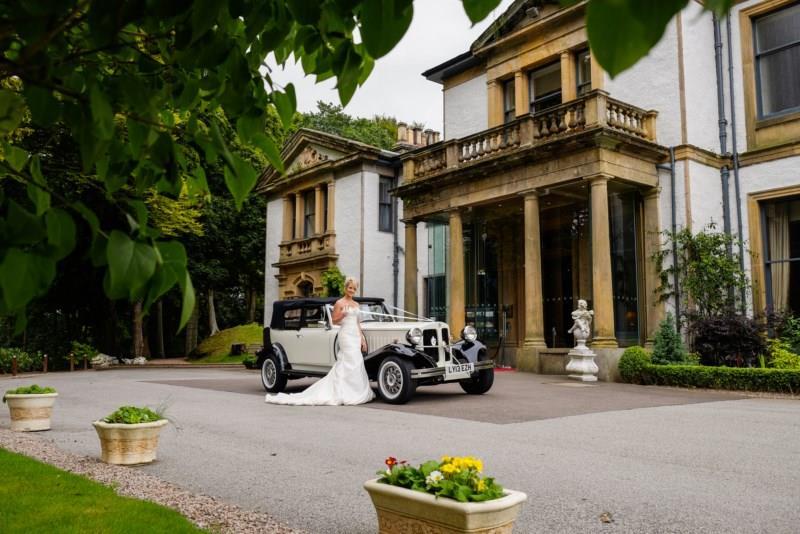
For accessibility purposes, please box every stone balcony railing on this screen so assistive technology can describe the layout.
[407,90,657,181]
[278,232,336,263]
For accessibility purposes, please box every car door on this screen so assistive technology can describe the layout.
[292,305,335,371]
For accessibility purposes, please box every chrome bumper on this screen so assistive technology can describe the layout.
[410,360,494,380]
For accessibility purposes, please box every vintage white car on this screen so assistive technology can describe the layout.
[257,297,494,404]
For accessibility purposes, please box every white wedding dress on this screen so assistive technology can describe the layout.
[265,306,375,405]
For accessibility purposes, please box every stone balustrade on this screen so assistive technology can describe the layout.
[408,90,657,181]
[279,232,336,262]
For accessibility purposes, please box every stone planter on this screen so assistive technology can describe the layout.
[92,419,168,465]
[364,478,527,533]
[4,393,58,431]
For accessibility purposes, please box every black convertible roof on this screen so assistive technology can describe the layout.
[270,297,385,329]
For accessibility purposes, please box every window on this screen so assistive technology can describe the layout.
[290,195,297,240]
[529,61,562,113]
[283,308,302,329]
[754,3,800,118]
[379,176,394,233]
[576,49,592,96]
[323,186,329,232]
[303,189,315,237]
[762,196,800,313]
[503,79,516,123]
[302,306,326,328]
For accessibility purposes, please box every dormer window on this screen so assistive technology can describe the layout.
[529,61,561,113]
[576,49,592,96]
[503,78,516,123]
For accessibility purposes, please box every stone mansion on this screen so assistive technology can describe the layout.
[260,0,800,379]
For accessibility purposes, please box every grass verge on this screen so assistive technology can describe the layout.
[191,323,262,364]
[0,447,204,533]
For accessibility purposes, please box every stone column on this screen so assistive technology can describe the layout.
[561,51,576,102]
[294,192,303,239]
[404,220,418,316]
[643,187,664,347]
[326,182,335,231]
[314,184,324,235]
[522,191,547,347]
[282,196,293,241]
[448,209,465,338]
[588,174,617,347]
[514,71,530,117]
[487,79,503,127]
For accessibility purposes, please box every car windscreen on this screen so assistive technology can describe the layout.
[359,302,394,322]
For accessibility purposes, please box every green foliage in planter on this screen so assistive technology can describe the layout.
[242,355,257,369]
[618,346,651,384]
[652,313,687,365]
[102,406,165,424]
[321,266,346,297]
[642,364,800,394]
[0,347,44,374]
[3,384,56,402]
[766,339,800,370]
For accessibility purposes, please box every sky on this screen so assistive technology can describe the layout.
[267,0,516,135]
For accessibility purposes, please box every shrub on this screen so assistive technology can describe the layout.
[102,406,165,424]
[618,346,652,384]
[688,313,765,367]
[70,341,98,362]
[0,348,44,374]
[643,364,800,394]
[3,384,56,403]
[768,311,800,354]
[320,266,346,297]
[766,339,800,370]
[652,313,686,364]
[242,355,257,369]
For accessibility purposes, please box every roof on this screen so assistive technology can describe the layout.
[270,297,386,329]
[421,51,482,84]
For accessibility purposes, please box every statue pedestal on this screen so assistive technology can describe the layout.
[565,341,599,382]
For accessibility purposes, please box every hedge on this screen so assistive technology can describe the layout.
[641,365,800,394]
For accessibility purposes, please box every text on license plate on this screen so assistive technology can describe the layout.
[446,362,474,375]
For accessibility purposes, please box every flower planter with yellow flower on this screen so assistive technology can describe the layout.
[364,456,527,533]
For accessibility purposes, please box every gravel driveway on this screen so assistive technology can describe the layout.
[2,368,799,533]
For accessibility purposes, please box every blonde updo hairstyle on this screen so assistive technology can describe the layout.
[344,276,359,292]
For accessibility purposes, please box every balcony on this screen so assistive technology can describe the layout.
[276,232,337,266]
[404,90,658,182]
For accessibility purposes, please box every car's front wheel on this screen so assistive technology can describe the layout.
[261,350,288,393]
[459,367,494,395]
[377,356,415,404]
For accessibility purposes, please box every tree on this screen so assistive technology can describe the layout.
[651,313,686,365]
[0,0,738,333]
[295,102,397,150]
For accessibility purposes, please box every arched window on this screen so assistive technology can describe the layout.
[298,280,314,297]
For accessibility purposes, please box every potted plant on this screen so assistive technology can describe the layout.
[2,384,58,432]
[364,455,527,533]
[92,406,168,465]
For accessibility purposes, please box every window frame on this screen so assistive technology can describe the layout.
[378,176,394,233]
[303,189,315,238]
[528,61,562,114]
[575,48,592,97]
[502,78,516,123]
[753,2,800,120]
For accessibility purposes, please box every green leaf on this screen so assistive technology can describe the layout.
[127,118,151,157]
[106,230,158,300]
[223,153,258,210]
[272,84,296,129]
[236,112,264,143]
[191,0,222,43]
[90,85,115,140]
[287,0,321,24]
[5,144,29,172]
[5,200,45,245]
[586,0,689,78]
[360,0,414,59]
[23,85,61,126]
[73,201,100,241]
[144,240,188,309]
[177,271,195,331]
[45,208,76,260]
[26,156,50,216]
[0,89,25,135]
[461,0,501,24]
[251,133,283,173]
[0,248,56,311]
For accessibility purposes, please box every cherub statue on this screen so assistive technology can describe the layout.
[567,299,593,347]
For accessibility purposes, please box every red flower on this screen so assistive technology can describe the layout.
[385,456,397,468]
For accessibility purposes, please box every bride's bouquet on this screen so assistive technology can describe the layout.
[376,455,504,502]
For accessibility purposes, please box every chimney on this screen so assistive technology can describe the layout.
[412,126,422,145]
[397,122,408,144]
[423,129,434,146]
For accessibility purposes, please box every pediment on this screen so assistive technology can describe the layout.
[471,0,565,52]
[285,143,342,174]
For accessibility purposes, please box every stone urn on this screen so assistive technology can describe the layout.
[92,419,168,465]
[4,393,58,431]
[364,478,527,534]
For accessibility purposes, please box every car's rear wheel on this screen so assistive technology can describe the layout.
[459,367,494,395]
[261,349,288,393]
[377,356,415,404]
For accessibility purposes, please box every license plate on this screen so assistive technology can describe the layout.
[445,362,474,381]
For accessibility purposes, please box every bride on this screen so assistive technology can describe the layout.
[264,277,375,406]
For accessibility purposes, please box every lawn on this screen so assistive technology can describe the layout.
[190,323,262,364]
[0,448,204,533]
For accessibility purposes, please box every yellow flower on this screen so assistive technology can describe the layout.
[476,478,487,492]
[440,455,452,463]
[441,463,458,475]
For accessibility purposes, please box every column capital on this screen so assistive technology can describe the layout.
[444,207,463,219]
[643,186,662,200]
[518,188,541,199]
[584,173,613,186]
[487,78,500,88]
[314,183,323,191]
[401,218,418,226]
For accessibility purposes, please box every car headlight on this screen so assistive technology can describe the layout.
[406,327,423,346]
[461,325,477,343]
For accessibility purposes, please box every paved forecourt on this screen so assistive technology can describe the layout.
[1,368,798,533]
